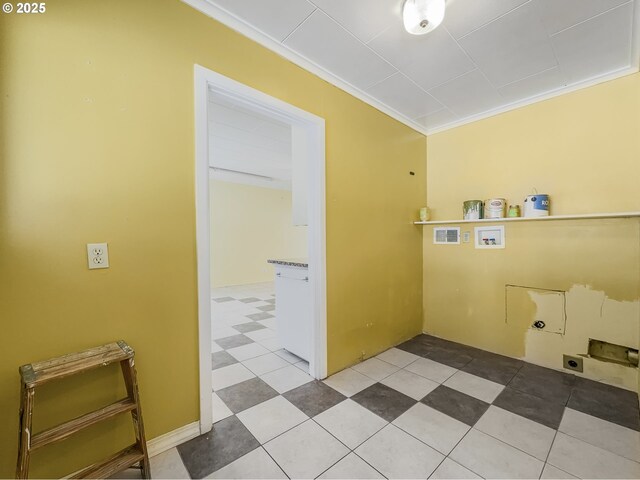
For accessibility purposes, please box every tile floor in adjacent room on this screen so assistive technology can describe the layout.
[124,283,640,479]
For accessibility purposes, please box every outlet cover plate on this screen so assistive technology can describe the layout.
[87,243,109,269]
[563,354,583,372]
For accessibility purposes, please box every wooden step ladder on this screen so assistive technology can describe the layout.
[16,341,150,479]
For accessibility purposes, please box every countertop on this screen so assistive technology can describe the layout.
[267,258,309,268]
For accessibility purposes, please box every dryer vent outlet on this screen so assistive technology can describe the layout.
[563,355,583,372]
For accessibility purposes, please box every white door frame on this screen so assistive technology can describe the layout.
[194,64,327,434]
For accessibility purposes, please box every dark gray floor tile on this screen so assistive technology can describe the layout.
[239,297,261,303]
[462,355,523,385]
[568,378,640,431]
[508,363,575,405]
[212,351,238,370]
[396,338,432,357]
[265,298,276,304]
[215,334,254,350]
[216,378,279,414]
[257,304,276,312]
[494,386,565,429]
[177,415,259,478]
[412,334,450,347]
[232,322,267,334]
[416,334,482,357]
[422,385,490,426]
[213,296,235,303]
[283,381,346,417]
[396,336,474,368]
[473,349,523,367]
[423,345,473,370]
[352,383,416,422]
[247,312,274,321]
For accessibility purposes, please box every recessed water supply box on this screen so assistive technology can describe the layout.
[474,225,505,249]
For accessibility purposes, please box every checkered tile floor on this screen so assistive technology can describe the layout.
[123,283,640,479]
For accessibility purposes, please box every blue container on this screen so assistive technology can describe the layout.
[524,194,550,217]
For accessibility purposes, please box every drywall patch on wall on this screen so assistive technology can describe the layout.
[523,284,639,390]
[506,285,566,334]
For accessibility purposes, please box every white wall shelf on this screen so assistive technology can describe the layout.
[414,212,640,225]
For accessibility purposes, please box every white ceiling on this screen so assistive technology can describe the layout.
[209,94,292,190]
[188,0,640,135]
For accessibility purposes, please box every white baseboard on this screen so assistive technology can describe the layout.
[147,421,201,457]
[63,422,201,478]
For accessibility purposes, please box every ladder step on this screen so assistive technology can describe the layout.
[31,398,136,450]
[20,341,134,388]
[70,444,144,479]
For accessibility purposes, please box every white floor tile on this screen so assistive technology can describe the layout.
[150,447,190,479]
[237,396,308,444]
[380,369,439,400]
[540,463,578,479]
[260,364,313,393]
[258,337,282,352]
[352,357,400,381]
[315,399,388,449]
[405,357,458,384]
[227,342,270,361]
[443,370,504,403]
[212,326,240,340]
[376,347,420,368]
[242,352,290,376]
[250,301,271,308]
[245,328,277,342]
[294,360,309,373]
[207,447,287,479]
[264,420,349,479]
[214,303,259,315]
[211,392,233,423]
[475,406,555,461]
[559,408,640,463]
[323,368,376,397]
[393,403,470,455]
[319,453,384,479]
[355,424,444,479]
[274,348,302,363]
[211,342,223,353]
[450,429,543,479]
[218,313,253,326]
[212,363,255,391]
[547,432,640,479]
[258,318,278,330]
[429,458,481,479]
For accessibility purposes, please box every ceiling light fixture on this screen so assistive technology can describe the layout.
[402,0,445,35]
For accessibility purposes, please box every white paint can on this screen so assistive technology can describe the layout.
[524,194,550,217]
[484,198,506,218]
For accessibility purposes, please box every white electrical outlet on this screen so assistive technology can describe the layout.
[87,243,109,269]
[463,231,471,243]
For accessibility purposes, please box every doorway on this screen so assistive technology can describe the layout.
[194,65,327,434]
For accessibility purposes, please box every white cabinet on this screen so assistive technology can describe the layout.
[274,264,311,361]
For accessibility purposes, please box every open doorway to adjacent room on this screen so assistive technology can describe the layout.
[194,65,327,434]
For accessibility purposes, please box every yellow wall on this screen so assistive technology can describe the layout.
[210,179,307,288]
[0,0,425,476]
[424,73,640,391]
